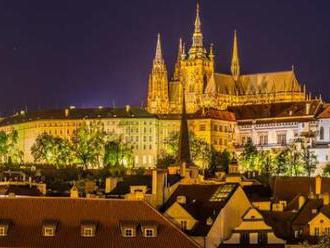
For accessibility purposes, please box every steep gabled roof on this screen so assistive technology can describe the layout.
[271,176,330,203]
[229,100,321,123]
[0,197,199,248]
[206,70,301,96]
[162,184,238,236]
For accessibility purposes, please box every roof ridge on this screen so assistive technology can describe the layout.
[142,200,200,247]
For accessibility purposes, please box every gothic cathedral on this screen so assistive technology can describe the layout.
[147,2,307,114]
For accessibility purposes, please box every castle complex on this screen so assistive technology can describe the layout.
[147,3,307,114]
[0,2,329,171]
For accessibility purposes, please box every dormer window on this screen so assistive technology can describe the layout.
[80,221,97,237]
[124,228,134,237]
[141,222,158,238]
[0,220,10,237]
[42,220,58,237]
[120,221,137,238]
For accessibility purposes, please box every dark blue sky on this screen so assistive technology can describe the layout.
[0,0,329,115]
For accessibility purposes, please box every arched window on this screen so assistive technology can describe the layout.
[320,126,324,140]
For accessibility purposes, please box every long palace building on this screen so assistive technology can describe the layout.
[0,2,329,171]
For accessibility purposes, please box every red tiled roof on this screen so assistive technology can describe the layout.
[271,176,330,202]
[0,197,199,248]
[229,100,322,122]
[317,104,330,119]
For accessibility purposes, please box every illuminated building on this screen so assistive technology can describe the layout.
[147,3,307,114]
[0,106,235,167]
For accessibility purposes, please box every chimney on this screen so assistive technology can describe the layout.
[324,193,330,206]
[306,103,311,115]
[180,162,186,178]
[105,177,118,194]
[298,195,306,209]
[152,170,157,195]
[315,175,322,195]
[70,184,79,198]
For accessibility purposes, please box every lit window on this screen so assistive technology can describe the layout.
[82,227,94,237]
[0,226,6,237]
[124,228,134,237]
[320,127,324,140]
[180,220,187,230]
[80,222,97,237]
[325,227,330,236]
[144,229,155,237]
[43,227,56,237]
[315,227,320,236]
[199,124,206,131]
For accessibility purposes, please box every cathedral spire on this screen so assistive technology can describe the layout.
[194,1,201,35]
[154,33,163,62]
[231,30,240,81]
[189,1,205,58]
[178,87,191,166]
[173,38,183,81]
[177,38,183,60]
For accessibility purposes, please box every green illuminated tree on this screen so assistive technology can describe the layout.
[240,137,258,171]
[0,130,23,165]
[104,139,133,168]
[31,132,74,167]
[70,121,107,169]
[161,131,211,168]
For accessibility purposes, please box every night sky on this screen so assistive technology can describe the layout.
[0,0,329,115]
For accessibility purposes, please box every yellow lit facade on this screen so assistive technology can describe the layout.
[0,107,235,167]
[147,3,307,115]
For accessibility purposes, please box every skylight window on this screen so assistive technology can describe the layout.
[209,184,235,202]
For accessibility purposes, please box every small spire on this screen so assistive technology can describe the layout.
[209,43,214,58]
[181,42,186,59]
[231,30,240,81]
[177,38,183,60]
[291,64,295,72]
[194,1,201,34]
[189,0,205,57]
[154,33,163,62]
[178,86,191,165]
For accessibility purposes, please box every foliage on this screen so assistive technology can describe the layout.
[301,143,317,178]
[209,148,232,172]
[103,139,133,168]
[317,235,330,248]
[240,137,259,171]
[31,132,74,167]
[162,131,211,168]
[323,163,330,177]
[70,121,107,169]
[0,130,23,164]
[157,154,176,169]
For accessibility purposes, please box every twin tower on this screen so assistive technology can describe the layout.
[146,2,306,114]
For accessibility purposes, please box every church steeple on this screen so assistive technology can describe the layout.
[173,38,183,81]
[189,1,206,58]
[231,30,240,81]
[147,33,169,114]
[154,33,163,62]
[178,87,191,166]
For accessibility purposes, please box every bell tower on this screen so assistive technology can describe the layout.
[180,1,214,113]
[147,34,169,114]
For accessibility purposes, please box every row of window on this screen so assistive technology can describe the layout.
[241,134,287,146]
[0,222,157,238]
[213,138,228,146]
[213,124,233,133]
[135,155,154,165]
[199,124,233,132]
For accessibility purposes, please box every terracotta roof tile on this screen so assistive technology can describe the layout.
[0,197,199,248]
